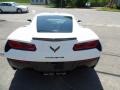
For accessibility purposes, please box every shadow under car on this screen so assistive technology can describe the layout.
[9,68,103,90]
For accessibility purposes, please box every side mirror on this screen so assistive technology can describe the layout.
[77,20,82,22]
[27,19,32,22]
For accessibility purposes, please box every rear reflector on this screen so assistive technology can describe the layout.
[73,40,99,51]
[7,40,36,51]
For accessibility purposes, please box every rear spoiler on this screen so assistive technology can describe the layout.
[32,37,77,42]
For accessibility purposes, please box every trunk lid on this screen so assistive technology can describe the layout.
[32,33,77,59]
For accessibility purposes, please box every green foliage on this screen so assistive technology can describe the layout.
[49,0,88,8]
[98,7,120,12]
[88,0,109,7]
[75,0,88,7]
[50,0,65,7]
[0,0,30,3]
[66,0,75,7]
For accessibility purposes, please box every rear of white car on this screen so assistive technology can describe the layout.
[4,13,102,72]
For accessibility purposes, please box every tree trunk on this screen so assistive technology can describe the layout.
[107,0,118,8]
[45,0,48,5]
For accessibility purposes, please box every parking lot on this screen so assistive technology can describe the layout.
[0,5,120,90]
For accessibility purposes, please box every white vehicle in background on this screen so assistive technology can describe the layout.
[0,2,28,13]
[4,13,102,72]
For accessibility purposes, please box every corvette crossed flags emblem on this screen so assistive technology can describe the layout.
[50,46,60,53]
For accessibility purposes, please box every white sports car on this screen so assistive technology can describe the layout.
[0,2,28,13]
[4,13,102,72]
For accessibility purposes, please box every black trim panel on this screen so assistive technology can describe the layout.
[32,37,76,42]
[7,57,99,72]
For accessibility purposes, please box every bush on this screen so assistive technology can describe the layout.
[49,0,88,8]
[75,0,88,7]
[88,0,109,7]
[0,0,30,3]
[49,0,66,8]
[66,0,89,7]
[66,0,77,7]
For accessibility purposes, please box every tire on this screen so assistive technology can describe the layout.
[82,57,100,69]
[7,59,17,70]
[12,66,17,70]
[90,65,96,68]
[89,58,99,68]
[0,9,3,13]
[17,8,22,13]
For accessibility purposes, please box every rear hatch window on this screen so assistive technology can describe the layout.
[37,15,73,33]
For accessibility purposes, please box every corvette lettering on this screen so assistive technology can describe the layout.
[45,57,64,58]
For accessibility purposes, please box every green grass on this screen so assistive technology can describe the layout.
[98,7,120,12]
[0,0,30,3]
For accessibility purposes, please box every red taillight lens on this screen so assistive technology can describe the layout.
[73,40,98,51]
[8,40,36,51]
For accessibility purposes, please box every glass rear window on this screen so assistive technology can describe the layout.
[37,15,73,33]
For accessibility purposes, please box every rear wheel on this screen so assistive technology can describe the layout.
[17,8,22,13]
[77,57,99,69]
[12,66,17,70]
[87,58,99,68]
[0,9,3,13]
[7,59,17,70]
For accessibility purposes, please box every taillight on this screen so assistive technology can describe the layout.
[73,40,99,51]
[7,40,36,51]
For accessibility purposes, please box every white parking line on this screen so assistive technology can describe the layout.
[32,10,36,14]
[106,24,120,28]
[83,23,120,28]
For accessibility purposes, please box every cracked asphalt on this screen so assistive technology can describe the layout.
[0,5,120,90]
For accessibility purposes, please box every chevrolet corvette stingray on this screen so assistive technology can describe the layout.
[4,13,102,72]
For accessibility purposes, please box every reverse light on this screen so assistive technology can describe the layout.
[6,40,36,51]
[73,40,100,51]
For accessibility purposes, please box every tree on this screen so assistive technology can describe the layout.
[75,0,88,7]
[50,0,65,7]
[49,0,88,8]
[107,0,117,8]
[45,0,48,5]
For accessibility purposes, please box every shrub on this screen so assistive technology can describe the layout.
[66,0,75,7]
[0,0,30,3]
[88,0,109,7]
[49,0,66,8]
[49,0,88,8]
[75,0,88,7]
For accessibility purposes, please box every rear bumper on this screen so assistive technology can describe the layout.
[7,57,99,72]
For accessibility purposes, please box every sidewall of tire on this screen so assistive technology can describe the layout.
[0,9,3,13]
[17,8,22,13]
